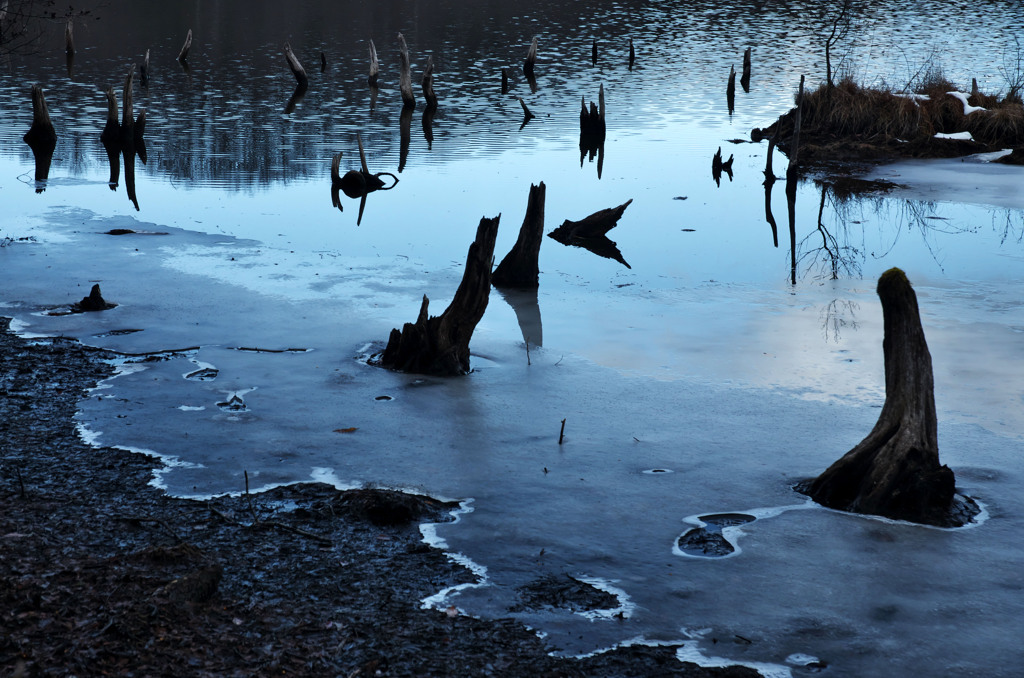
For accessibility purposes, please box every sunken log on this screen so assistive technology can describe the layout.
[284,42,309,87]
[177,29,193,62]
[397,33,415,109]
[799,268,976,527]
[523,36,538,77]
[421,54,437,111]
[379,216,500,376]
[72,284,116,312]
[740,47,751,91]
[549,199,632,241]
[368,39,379,86]
[492,182,546,289]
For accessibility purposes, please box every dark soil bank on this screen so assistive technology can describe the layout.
[0,318,759,677]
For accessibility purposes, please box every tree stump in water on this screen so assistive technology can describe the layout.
[397,33,415,109]
[492,182,546,289]
[23,85,57,186]
[523,36,538,77]
[72,284,116,313]
[379,216,500,375]
[799,268,977,527]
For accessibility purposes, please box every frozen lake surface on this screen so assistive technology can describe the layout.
[3,1,1024,675]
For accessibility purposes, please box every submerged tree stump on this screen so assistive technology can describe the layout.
[72,284,116,313]
[397,33,415,109]
[284,42,309,87]
[379,216,500,375]
[799,268,976,527]
[421,55,438,110]
[523,36,538,77]
[740,46,751,91]
[367,39,379,86]
[23,85,56,186]
[177,29,193,62]
[492,182,546,289]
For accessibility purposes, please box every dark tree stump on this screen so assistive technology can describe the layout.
[523,36,538,77]
[367,39,379,86]
[72,284,116,313]
[24,85,57,186]
[492,182,546,289]
[421,55,438,111]
[379,216,500,375]
[398,33,415,109]
[177,29,193,62]
[799,268,977,527]
[547,199,633,268]
[284,42,309,87]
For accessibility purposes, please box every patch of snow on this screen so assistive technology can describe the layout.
[947,91,986,115]
[934,131,975,141]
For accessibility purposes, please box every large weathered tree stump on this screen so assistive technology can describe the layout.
[492,182,546,289]
[379,216,500,375]
[799,268,977,527]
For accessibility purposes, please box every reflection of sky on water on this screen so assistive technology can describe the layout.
[3,1,1024,676]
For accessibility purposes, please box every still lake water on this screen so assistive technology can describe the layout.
[3,1,1024,675]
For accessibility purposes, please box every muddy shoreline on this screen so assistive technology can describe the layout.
[0,318,759,677]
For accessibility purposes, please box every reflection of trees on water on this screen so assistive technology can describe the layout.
[820,298,860,343]
[792,180,1023,283]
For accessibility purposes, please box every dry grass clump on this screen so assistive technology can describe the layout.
[799,77,922,140]
[765,75,1024,156]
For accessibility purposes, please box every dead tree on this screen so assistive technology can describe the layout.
[591,39,597,66]
[378,216,500,375]
[628,38,636,70]
[140,48,150,87]
[788,75,805,179]
[421,55,437,110]
[745,46,753,91]
[501,67,510,94]
[284,42,309,87]
[492,182,546,288]
[397,33,415,109]
[367,39,379,86]
[64,16,74,55]
[523,36,538,77]
[177,29,193,62]
[799,268,974,527]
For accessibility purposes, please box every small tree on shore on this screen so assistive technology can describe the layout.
[822,0,856,90]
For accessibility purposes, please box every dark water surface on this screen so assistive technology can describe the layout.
[3,2,1024,676]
